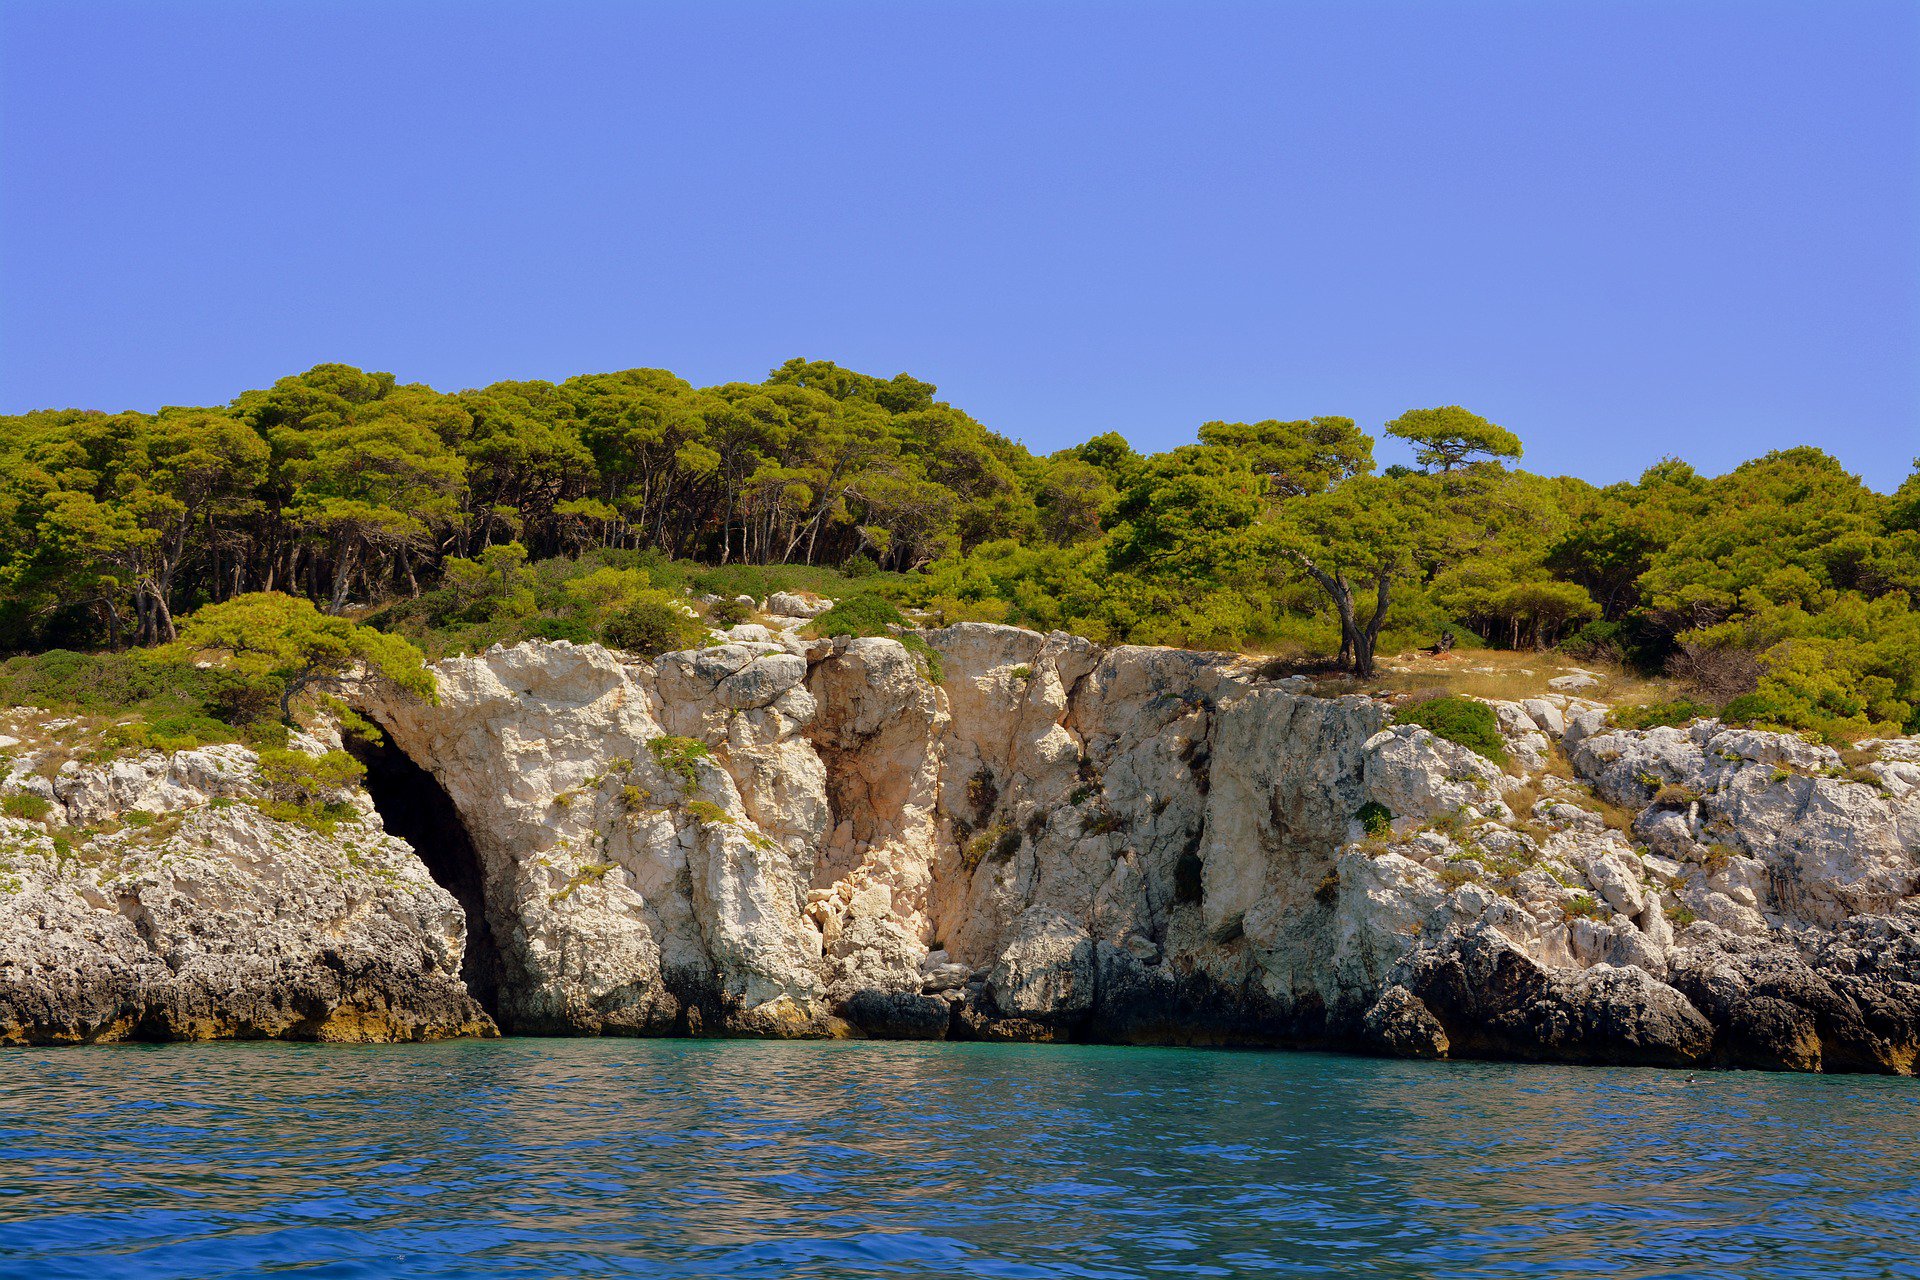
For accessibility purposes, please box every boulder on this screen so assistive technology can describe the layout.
[987,908,1096,1021]
[1522,698,1567,737]
[768,591,832,618]
[841,989,950,1039]
[1362,985,1450,1058]
[1362,725,1513,826]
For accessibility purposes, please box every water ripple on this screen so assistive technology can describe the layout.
[0,1040,1915,1278]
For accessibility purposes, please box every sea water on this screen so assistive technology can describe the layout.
[0,1038,1914,1278]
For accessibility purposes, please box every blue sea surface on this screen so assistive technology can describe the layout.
[0,1038,1915,1278]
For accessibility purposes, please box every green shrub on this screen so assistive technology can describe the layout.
[707,598,755,627]
[1562,892,1603,920]
[1355,801,1393,836]
[1557,616,1669,673]
[1696,842,1738,872]
[255,749,366,806]
[961,822,1020,869]
[245,748,366,833]
[552,861,616,901]
[808,595,943,682]
[524,616,596,644]
[145,712,236,752]
[688,565,784,600]
[809,594,907,638]
[242,718,292,750]
[603,598,705,657]
[1611,699,1716,731]
[681,558,893,601]
[685,800,733,826]
[1559,619,1625,663]
[1394,696,1508,764]
[1721,691,1790,729]
[647,735,710,789]
[2,794,51,822]
[556,565,652,617]
[365,552,900,661]
[0,651,272,745]
[253,798,359,834]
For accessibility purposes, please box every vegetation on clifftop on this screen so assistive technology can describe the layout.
[1394,696,1509,765]
[0,357,1915,741]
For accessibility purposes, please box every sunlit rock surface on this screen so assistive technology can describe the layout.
[0,740,490,1045]
[4,622,1916,1072]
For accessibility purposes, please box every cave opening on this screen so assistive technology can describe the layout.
[351,731,506,1023]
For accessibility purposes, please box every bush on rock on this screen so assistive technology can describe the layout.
[1394,695,1508,765]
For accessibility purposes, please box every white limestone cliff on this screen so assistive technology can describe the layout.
[3,623,1916,1072]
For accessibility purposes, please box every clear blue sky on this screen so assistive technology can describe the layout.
[3,1,1916,489]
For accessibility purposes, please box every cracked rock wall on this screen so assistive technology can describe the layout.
[367,626,1920,1071]
[5,622,1916,1072]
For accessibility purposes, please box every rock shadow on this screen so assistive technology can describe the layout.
[350,733,506,1023]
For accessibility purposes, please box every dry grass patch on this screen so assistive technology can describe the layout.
[1334,649,1682,707]
[1502,772,1560,839]
[1578,787,1645,835]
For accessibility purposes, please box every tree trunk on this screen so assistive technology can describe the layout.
[330,541,358,614]
[1352,572,1391,679]
[1304,564,1360,673]
[150,589,177,644]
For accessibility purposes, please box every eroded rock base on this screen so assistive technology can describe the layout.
[5,624,1916,1069]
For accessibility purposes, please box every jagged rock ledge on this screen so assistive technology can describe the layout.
[3,623,1916,1072]
[0,738,490,1044]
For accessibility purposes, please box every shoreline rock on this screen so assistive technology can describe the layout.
[0,744,492,1045]
[4,626,1916,1073]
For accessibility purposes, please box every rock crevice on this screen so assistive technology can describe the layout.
[4,623,1916,1071]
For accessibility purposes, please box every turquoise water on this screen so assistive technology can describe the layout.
[0,1040,1915,1279]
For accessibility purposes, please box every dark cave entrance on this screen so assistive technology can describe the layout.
[351,731,506,1022]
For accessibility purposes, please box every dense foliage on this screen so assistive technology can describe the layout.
[0,648,280,749]
[3,359,1915,740]
[1394,696,1509,764]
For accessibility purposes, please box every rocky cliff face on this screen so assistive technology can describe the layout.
[0,730,490,1044]
[358,624,1919,1071]
[4,623,1917,1071]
